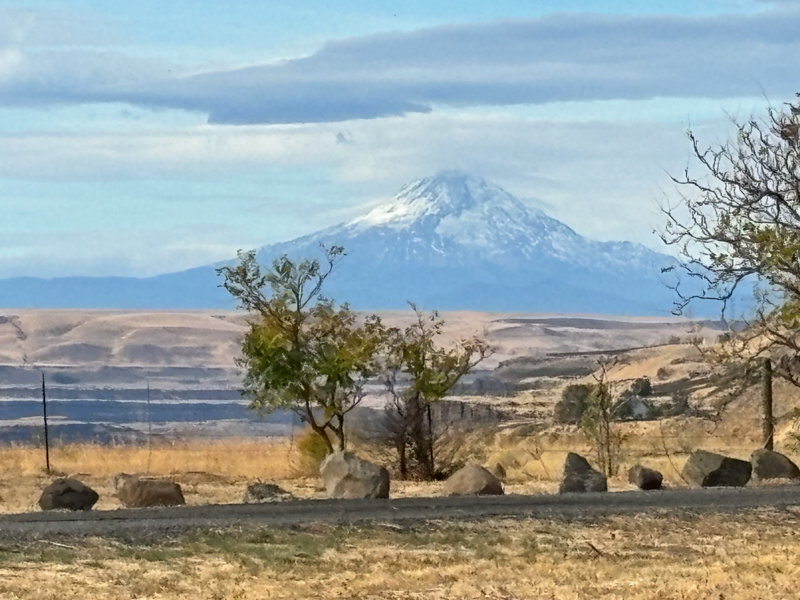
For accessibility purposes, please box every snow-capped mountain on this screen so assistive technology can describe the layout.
[0,171,685,314]
[255,171,677,314]
[348,171,585,260]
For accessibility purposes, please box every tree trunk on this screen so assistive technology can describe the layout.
[763,357,774,451]
[308,421,334,455]
[397,438,407,479]
[426,403,435,479]
[300,401,334,455]
[334,415,346,451]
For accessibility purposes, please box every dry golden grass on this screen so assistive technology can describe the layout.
[0,437,555,513]
[1,510,799,599]
[2,413,798,514]
[0,439,320,513]
[1,407,798,514]
[0,438,300,480]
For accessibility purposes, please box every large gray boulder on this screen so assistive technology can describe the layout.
[443,464,504,496]
[751,449,800,481]
[39,478,99,511]
[559,453,607,493]
[319,452,390,499]
[628,465,663,490]
[242,482,295,503]
[115,474,185,508]
[682,450,751,488]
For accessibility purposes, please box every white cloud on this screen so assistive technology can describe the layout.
[1,9,799,123]
[0,8,124,47]
[0,109,739,253]
[0,48,22,80]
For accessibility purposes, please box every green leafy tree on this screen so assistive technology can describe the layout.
[554,383,593,424]
[217,246,382,454]
[376,306,491,480]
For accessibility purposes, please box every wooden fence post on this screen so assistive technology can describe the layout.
[762,358,774,451]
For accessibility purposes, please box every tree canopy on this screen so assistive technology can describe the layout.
[217,246,382,453]
[377,306,490,479]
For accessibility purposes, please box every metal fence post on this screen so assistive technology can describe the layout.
[41,372,51,474]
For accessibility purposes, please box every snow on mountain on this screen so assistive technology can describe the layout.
[347,171,581,257]
[255,171,680,314]
[0,170,694,314]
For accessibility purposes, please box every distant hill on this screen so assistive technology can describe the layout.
[0,171,708,315]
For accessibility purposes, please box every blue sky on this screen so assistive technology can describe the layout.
[0,0,797,278]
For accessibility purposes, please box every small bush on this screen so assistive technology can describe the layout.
[656,367,671,380]
[629,377,652,397]
[645,401,665,420]
[296,429,331,475]
[554,384,594,424]
[665,391,691,417]
[668,335,682,345]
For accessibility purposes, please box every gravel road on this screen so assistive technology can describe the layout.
[2,485,800,540]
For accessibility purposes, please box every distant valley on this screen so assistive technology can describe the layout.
[0,309,726,443]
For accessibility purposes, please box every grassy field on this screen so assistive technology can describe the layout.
[1,420,798,514]
[0,437,563,513]
[1,511,799,599]
[0,439,312,513]
[1,430,799,598]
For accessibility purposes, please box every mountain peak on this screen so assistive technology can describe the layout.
[0,170,686,315]
[350,170,535,232]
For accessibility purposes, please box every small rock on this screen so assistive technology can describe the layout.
[115,473,185,508]
[443,464,504,496]
[242,482,295,503]
[751,449,800,481]
[319,452,390,499]
[39,478,99,511]
[628,465,663,490]
[559,453,607,493]
[682,450,751,488]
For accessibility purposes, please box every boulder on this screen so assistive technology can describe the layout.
[39,478,99,511]
[682,450,751,488]
[443,464,504,496]
[319,452,390,499]
[242,482,295,503]
[559,453,607,493]
[751,449,800,481]
[115,474,185,508]
[490,462,506,481]
[627,465,663,490]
